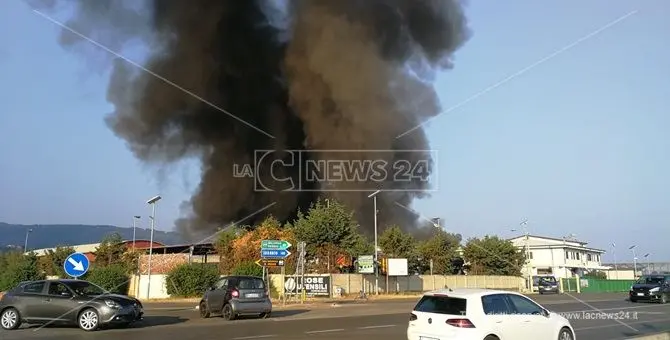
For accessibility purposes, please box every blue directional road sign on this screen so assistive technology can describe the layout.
[261,249,291,259]
[63,252,90,278]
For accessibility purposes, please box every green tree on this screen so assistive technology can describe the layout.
[288,199,365,257]
[416,229,461,275]
[0,252,45,291]
[379,225,416,258]
[216,228,240,274]
[94,232,138,272]
[463,236,525,275]
[38,246,76,278]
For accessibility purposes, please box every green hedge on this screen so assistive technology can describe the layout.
[166,263,219,297]
[231,261,263,277]
[85,264,130,294]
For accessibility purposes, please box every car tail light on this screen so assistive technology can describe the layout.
[446,319,475,328]
[409,313,417,321]
[231,290,240,298]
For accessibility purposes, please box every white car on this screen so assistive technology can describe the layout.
[407,288,575,340]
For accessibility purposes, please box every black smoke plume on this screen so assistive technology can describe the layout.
[30,0,470,241]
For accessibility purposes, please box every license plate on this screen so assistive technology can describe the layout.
[246,293,260,298]
[637,293,644,296]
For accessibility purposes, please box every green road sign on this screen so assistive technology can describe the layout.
[261,240,292,250]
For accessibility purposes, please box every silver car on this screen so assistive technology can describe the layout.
[199,276,271,320]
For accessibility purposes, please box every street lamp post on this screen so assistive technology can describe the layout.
[367,190,381,295]
[24,228,33,252]
[629,245,637,278]
[132,216,141,249]
[146,195,162,300]
[611,243,618,279]
[643,253,650,274]
[511,219,531,292]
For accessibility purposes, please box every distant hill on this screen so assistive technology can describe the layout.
[0,222,185,251]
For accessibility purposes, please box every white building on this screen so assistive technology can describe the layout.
[509,235,608,279]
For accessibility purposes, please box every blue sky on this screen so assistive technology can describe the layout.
[1,1,668,261]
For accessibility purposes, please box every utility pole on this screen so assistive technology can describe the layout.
[629,245,637,278]
[368,190,381,295]
[611,243,618,279]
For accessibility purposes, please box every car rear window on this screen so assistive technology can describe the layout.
[540,277,556,283]
[236,277,265,289]
[413,295,467,315]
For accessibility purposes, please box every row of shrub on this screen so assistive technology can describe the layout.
[165,261,268,297]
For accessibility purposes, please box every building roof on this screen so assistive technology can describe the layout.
[136,242,217,256]
[508,234,606,253]
[26,239,162,256]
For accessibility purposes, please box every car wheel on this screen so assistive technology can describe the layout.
[558,327,574,340]
[199,301,211,318]
[630,298,637,303]
[78,308,100,331]
[484,335,500,340]
[0,308,21,330]
[259,312,271,319]
[222,304,236,321]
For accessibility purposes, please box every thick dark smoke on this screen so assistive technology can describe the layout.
[31,0,470,241]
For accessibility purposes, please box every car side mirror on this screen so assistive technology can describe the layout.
[542,309,550,318]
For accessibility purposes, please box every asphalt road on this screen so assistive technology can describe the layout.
[2,294,670,340]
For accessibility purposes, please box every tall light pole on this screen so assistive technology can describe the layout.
[643,253,650,274]
[511,219,531,291]
[367,190,380,295]
[24,228,33,252]
[132,216,141,249]
[146,195,162,300]
[611,243,618,279]
[629,245,637,278]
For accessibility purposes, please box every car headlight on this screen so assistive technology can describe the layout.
[104,300,121,309]
[649,287,659,293]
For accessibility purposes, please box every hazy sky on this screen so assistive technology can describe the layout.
[1,1,668,261]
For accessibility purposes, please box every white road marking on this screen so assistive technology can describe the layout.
[305,329,345,334]
[232,335,277,339]
[575,317,670,331]
[357,324,397,329]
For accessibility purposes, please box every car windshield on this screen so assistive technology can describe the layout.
[636,276,664,285]
[540,277,557,283]
[236,277,265,289]
[413,295,467,315]
[62,281,108,296]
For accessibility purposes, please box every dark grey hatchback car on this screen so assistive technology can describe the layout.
[199,275,271,320]
[0,279,143,331]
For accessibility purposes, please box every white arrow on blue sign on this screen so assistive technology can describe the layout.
[63,252,90,278]
[261,249,291,258]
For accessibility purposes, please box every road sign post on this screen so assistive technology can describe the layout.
[63,252,90,279]
[259,240,292,287]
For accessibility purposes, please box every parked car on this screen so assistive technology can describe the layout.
[407,288,575,340]
[536,276,560,294]
[0,279,143,331]
[629,274,670,303]
[199,275,271,320]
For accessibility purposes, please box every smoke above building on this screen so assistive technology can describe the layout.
[30,0,471,240]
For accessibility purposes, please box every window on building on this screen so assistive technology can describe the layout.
[587,254,592,261]
[576,253,580,260]
[566,251,569,259]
